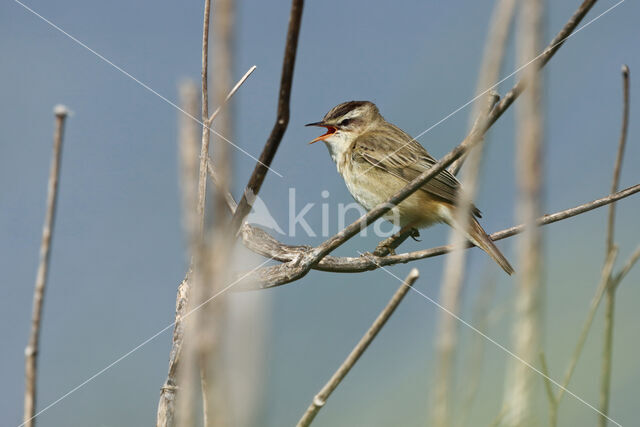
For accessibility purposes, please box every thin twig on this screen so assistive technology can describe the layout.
[606,65,630,254]
[24,105,69,427]
[556,248,618,405]
[458,277,498,427]
[611,245,640,288]
[208,65,256,124]
[539,352,558,427]
[207,159,237,213]
[296,269,420,427]
[599,65,631,427]
[229,0,304,234]
[196,0,213,239]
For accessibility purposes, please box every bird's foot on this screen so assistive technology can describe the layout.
[409,228,421,242]
[372,243,396,257]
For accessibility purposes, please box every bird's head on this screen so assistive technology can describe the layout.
[306,100,381,145]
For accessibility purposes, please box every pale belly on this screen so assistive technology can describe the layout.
[341,163,449,229]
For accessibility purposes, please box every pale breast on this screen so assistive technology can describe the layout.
[341,157,446,228]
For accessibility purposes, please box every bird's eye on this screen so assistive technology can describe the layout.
[339,118,351,127]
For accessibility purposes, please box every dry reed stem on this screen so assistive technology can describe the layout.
[448,0,517,176]
[432,93,499,427]
[296,269,420,427]
[175,1,213,425]
[157,81,199,427]
[502,0,544,423]
[23,105,69,427]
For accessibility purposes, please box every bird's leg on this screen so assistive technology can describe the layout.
[372,226,419,256]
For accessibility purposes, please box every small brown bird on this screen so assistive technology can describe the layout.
[307,100,514,275]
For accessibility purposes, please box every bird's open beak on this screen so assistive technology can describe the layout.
[305,121,337,144]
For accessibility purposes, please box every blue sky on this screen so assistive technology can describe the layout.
[2,0,640,426]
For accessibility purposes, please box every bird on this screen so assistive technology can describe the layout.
[306,100,514,275]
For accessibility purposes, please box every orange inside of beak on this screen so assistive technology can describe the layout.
[309,126,337,144]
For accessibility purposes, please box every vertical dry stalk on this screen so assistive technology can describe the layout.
[599,65,630,427]
[175,1,214,425]
[432,0,515,422]
[197,0,236,424]
[157,82,199,427]
[297,269,420,427]
[23,105,69,427]
[431,92,498,427]
[458,278,498,427]
[502,0,544,425]
[448,0,517,177]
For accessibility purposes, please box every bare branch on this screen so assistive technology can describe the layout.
[296,269,420,427]
[24,105,69,427]
[606,65,629,253]
[611,244,640,288]
[157,274,191,427]
[196,0,213,239]
[229,0,304,234]
[539,352,558,427]
[556,248,618,405]
[207,65,257,124]
[238,184,640,287]
[207,159,237,213]
[599,64,631,427]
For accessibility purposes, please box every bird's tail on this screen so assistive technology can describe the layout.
[466,217,514,275]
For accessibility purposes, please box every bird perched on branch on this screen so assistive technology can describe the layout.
[307,100,513,275]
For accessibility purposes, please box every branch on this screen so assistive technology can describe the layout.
[229,0,304,234]
[539,352,558,427]
[196,0,213,239]
[296,269,420,427]
[208,66,256,124]
[606,65,629,253]
[555,248,618,406]
[239,184,640,288]
[236,0,605,289]
[174,1,214,425]
[24,105,69,427]
[599,64,631,427]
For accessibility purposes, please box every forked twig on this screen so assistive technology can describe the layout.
[24,105,69,427]
[296,269,420,427]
